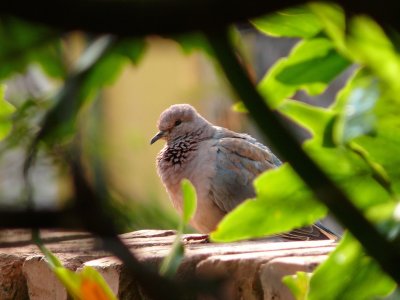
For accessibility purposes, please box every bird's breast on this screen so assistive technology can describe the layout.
[161,141,197,166]
[156,140,224,232]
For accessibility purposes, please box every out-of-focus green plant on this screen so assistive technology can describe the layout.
[159,179,197,277]
[34,232,117,300]
[283,271,311,300]
[0,84,15,141]
[283,233,396,300]
[210,3,400,298]
[160,179,197,277]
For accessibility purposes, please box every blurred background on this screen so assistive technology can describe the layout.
[1,27,346,232]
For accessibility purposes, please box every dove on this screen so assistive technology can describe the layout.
[151,104,337,240]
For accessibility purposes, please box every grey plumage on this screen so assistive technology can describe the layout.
[151,104,337,240]
[210,129,279,213]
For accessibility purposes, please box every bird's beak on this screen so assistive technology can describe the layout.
[150,131,166,145]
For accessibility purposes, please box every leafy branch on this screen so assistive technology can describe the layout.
[206,29,400,283]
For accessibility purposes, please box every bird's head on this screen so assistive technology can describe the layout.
[150,104,210,144]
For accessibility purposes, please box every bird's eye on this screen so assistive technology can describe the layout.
[174,120,182,126]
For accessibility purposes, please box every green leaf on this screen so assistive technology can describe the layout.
[353,131,400,196]
[348,142,392,195]
[252,6,322,38]
[232,102,248,113]
[347,16,400,96]
[309,3,346,52]
[330,67,400,196]
[159,179,196,277]
[332,69,379,144]
[181,179,197,224]
[277,99,335,145]
[0,17,65,79]
[283,271,311,300]
[304,142,391,210]
[113,38,146,65]
[53,268,82,299]
[31,43,66,78]
[308,233,396,300]
[257,58,298,107]
[275,49,349,86]
[0,85,15,141]
[258,37,349,107]
[38,245,64,269]
[211,164,327,242]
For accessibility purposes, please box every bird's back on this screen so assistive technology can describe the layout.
[209,127,280,213]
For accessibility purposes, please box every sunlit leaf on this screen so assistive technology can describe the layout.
[252,6,322,38]
[275,49,349,86]
[0,85,15,141]
[348,16,400,96]
[257,58,298,107]
[283,271,311,300]
[330,66,400,196]
[38,244,64,269]
[308,233,396,300]
[304,142,391,209]
[277,99,335,145]
[309,3,346,52]
[348,142,392,194]
[232,101,248,113]
[258,37,349,107]
[211,164,327,242]
[53,268,82,299]
[181,178,197,224]
[159,179,196,277]
[354,131,400,196]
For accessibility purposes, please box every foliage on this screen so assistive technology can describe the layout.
[211,3,400,298]
[283,233,396,300]
[283,271,311,300]
[159,179,197,277]
[0,84,15,141]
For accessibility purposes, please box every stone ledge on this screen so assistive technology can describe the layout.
[0,229,336,300]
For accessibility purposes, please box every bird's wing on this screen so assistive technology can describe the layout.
[209,134,278,213]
